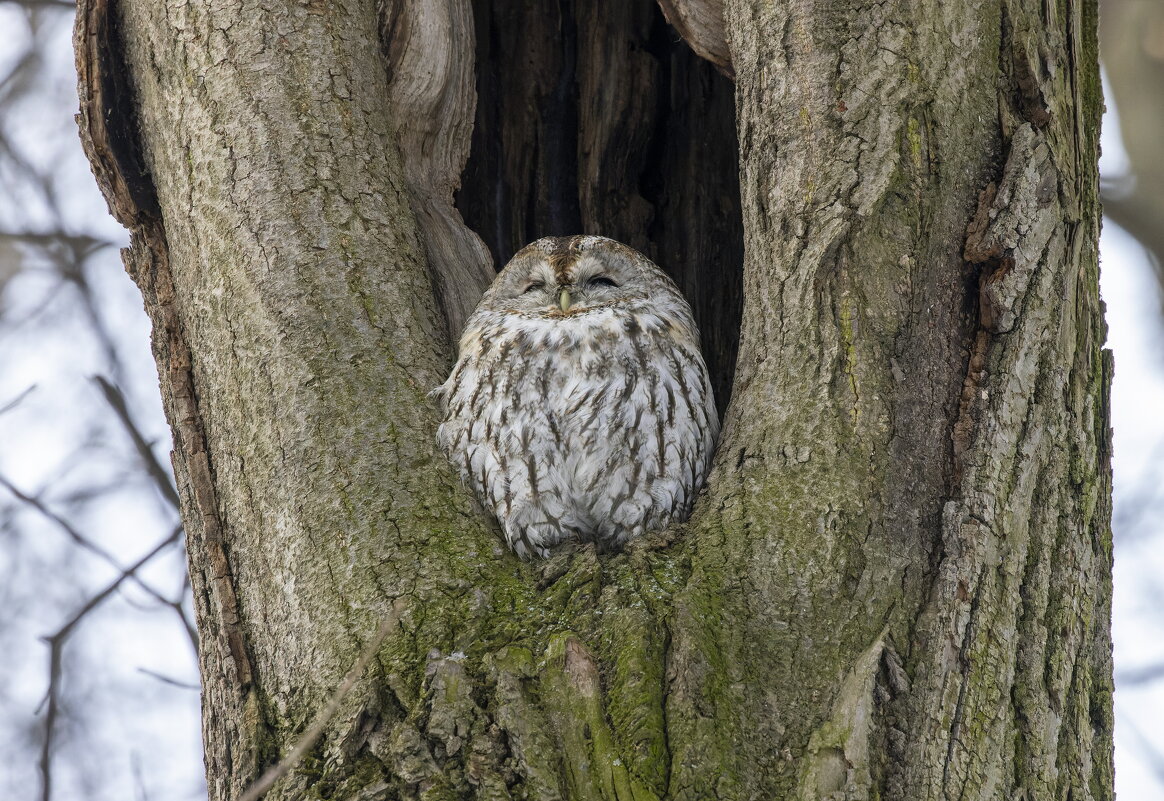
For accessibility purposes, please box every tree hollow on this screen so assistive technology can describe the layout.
[456,0,744,409]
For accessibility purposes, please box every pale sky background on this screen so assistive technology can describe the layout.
[0,7,201,800]
[0,6,1161,800]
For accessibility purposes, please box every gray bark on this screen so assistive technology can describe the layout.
[74,0,1111,799]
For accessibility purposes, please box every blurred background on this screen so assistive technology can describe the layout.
[1,1,1161,799]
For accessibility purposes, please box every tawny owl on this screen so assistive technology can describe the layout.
[434,235,719,558]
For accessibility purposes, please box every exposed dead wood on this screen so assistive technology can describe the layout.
[382,0,495,341]
[656,0,733,77]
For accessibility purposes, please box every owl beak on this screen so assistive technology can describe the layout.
[559,288,572,312]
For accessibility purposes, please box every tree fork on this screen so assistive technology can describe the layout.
[74,0,1112,800]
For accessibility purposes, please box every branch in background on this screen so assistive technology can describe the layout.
[0,231,107,252]
[60,241,129,386]
[136,667,199,691]
[1102,0,1164,304]
[0,3,195,799]
[0,384,36,416]
[0,0,77,7]
[93,376,180,509]
[0,467,198,652]
[174,572,198,654]
[1102,190,1164,286]
[0,473,180,614]
[37,524,183,801]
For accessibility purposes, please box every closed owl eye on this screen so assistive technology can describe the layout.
[588,276,619,289]
[521,280,546,294]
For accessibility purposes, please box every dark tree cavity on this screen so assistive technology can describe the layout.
[457,0,743,408]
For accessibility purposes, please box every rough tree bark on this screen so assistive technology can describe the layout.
[74,0,1111,799]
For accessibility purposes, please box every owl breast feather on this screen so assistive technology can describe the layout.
[436,304,718,558]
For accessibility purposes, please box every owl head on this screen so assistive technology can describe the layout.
[477,235,689,319]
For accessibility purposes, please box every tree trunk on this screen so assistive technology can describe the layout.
[74,0,1111,799]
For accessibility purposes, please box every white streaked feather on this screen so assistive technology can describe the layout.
[435,237,719,558]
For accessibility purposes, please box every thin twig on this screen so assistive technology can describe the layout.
[0,384,36,416]
[0,0,76,7]
[0,231,106,252]
[173,571,200,656]
[163,595,200,658]
[92,376,181,510]
[38,524,183,801]
[237,602,406,801]
[0,472,178,608]
[131,752,149,801]
[64,249,127,387]
[137,667,200,691]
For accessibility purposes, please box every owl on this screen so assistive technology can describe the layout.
[434,235,719,558]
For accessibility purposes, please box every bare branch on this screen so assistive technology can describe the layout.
[92,376,180,509]
[38,524,183,801]
[0,384,36,416]
[173,571,199,655]
[61,249,130,386]
[136,667,200,691]
[1103,191,1164,295]
[0,0,76,7]
[0,472,180,611]
[0,231,109,254]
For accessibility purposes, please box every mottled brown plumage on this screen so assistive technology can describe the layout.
[434,235,718,557]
